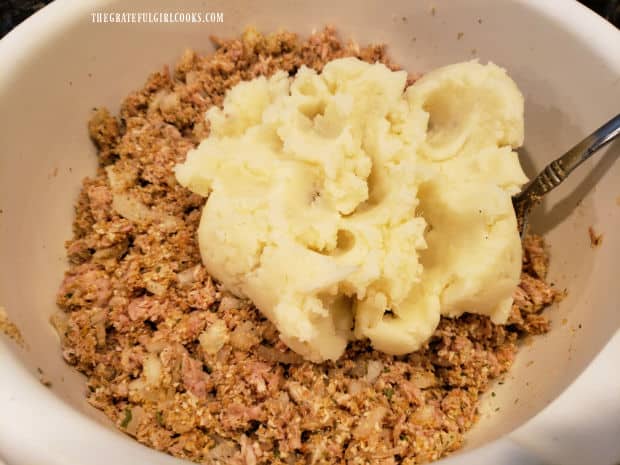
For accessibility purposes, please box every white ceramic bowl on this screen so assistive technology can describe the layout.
[0,1,619,464]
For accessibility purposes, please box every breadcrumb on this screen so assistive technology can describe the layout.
[588,226,603,248]
[0,306,25,348]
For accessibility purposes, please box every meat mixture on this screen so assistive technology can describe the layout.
[54,27,562,465]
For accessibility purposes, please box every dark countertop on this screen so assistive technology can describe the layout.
[1,0,52,37]
[0,0,618,38]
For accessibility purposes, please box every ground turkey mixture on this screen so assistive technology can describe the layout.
[54,27,562,465]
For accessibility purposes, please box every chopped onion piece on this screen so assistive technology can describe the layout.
[353,406,387,439]
[199,319,229,355]
[143,353,162,386]
[365,360,383,383]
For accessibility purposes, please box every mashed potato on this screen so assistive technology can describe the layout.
[175,58,528,362]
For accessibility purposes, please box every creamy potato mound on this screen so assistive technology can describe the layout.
[175,58,528,362]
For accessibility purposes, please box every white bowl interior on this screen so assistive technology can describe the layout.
[0,1,619,464]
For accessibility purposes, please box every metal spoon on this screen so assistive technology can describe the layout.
[513,113,620,238]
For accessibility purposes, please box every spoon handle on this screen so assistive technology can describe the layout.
[513,113,620,237]
[527,113,620,196]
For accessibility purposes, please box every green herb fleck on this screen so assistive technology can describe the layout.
[491,391,496,397]
[155,266,161,272]
[156,411,164,427]
[273,448,280,458]
[383,366,390,373]
[204,364,212,374]
[494,407,500,412]
[120,408,132,428]
[400,433,408,441]
[65,293,73,299]
[384,388,394,400]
